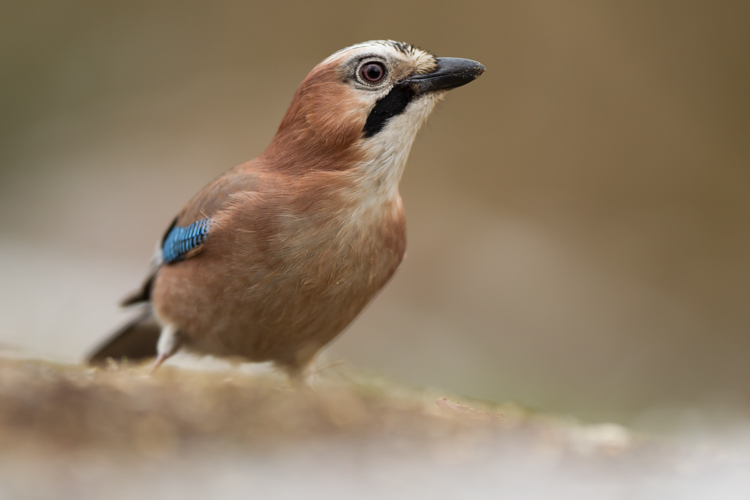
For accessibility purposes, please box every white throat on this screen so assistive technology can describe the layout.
[355,93,441,203]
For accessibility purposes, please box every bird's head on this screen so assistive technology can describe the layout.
[265,40,484,180]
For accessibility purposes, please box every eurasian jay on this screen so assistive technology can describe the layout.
[87,40,485,377]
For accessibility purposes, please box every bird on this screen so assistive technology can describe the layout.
[87,40,485,378]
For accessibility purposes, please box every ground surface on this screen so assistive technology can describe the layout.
[1,356,749,499]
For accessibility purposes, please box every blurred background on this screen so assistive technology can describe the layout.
[1,0,748,425]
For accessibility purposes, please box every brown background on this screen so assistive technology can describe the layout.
[1,0,748,423]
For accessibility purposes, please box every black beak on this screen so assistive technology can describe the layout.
[405,57,485,94]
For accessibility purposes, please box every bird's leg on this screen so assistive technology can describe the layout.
[150,324,181,374]
[149,354,168,374]
[284,364,316,392]
[280,349,321,392]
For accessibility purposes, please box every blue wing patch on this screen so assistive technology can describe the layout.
[161,218,211,264]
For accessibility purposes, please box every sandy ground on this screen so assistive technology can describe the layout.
[1,356,749,500]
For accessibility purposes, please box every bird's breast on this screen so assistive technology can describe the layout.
[283,189,406,295]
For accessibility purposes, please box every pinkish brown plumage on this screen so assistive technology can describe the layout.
[88,41,485,377]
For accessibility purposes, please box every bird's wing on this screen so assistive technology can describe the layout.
[121,166,261,306]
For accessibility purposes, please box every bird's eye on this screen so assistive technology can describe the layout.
[359,62,386,83]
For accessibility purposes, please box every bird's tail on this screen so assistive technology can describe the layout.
[87,307,161,365]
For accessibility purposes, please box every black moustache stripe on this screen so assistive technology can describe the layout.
[363,85,416,138]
